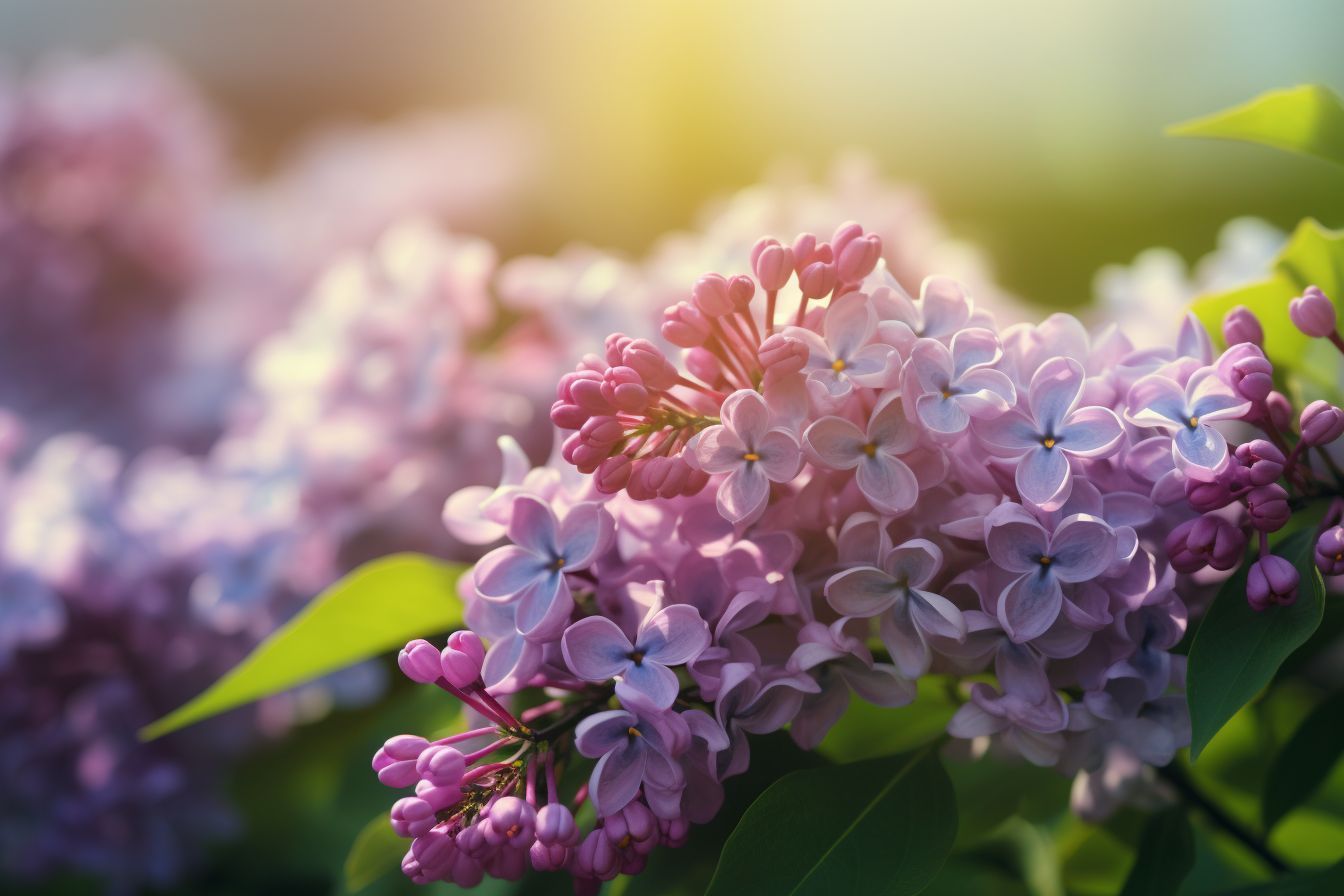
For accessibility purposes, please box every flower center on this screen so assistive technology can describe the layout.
[506,824,521,839]
[1187,415,1199,428]
[1041,436,1057,450]
[627,726,642,739]
[550,556,566,572]
[831,358,847,372]
[1038,555,1052,567]
[862,442,878,458]
[742,451,761,462]
[628,649,645,666]
[941,389,953,399]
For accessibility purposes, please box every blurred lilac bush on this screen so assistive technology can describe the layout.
[0,51,1004,891]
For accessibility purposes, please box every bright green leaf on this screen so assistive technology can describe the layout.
[705,747,956,896]
[1168,85,1344,166]
[344,813,405,893]
[141,554,465,740]
[1262,689,1344,830]
[817,675,956,763]
[1118,807,1194,896]
[1187,531,1326,760]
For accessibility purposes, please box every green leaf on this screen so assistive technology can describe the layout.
[1262,689,1344,830]
[1117,807,1194,896]
[1187,531,1326,760]
[1212,859,1344,895]
[141,554,465,740]
[1168,85,1344,167]
[817,675,956,763]
[345,813,405,893]
[705,747,956,896]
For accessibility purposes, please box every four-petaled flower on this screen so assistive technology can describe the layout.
[1125,364,1251,481]
[574,708,684,817]
[804,393,920,514]
[474,495,613,641]
[902,329,1016,435]
[688,389,802,524]
[974,356,1123,509]
[781,292,897,402]
[824,537,966,677]
[984,503,1117,642]
[562,596,710,709]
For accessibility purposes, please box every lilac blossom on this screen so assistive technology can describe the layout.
[688,389,802,524]
[803,393,920,514]
[902,328,1016,434]
[574,709,685,817]
[1125,364,1251,481]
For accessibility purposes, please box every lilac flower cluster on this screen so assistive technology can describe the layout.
[375,221,1308,889]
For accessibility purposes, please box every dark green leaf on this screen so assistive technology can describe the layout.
[704,747,956,896]
[345,814,406,893]
[1211,858,1344,895]
[142,554,465,740]
[1187,531,1326,760]
[818,675,956,763]
[1118,807,1194,896]
[1168,85,1344,167]
[1262,689,1344,830]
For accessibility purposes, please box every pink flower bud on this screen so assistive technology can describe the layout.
[580,415,625,449]
[830,221,865,258]
[603,333,633,367]
[728,275,756,310]
[1165,515,1245,572]
[373,734,430,788]
[837,234,882,283]
[391,796,438,838]
[1246,483,1291,532]
[416,744,467,788]
[1289,286,1337,338]
[1266,391,1293,430]
[692,273,734,317]
[1222,305,1264,347]
[1234,439,1286,485]
[567,370,616,414]
[626,458,657,501]
[797,261,837,299]
[684,346,724,385]
[791,232,818,271]
[535,803,580,847]
[660,301,710,347]
[398,639,443,683]
[440,630,485,688]
[751,238,794,291]
[599,367,649,412]
[1185,477,1236,512]
[1219,345,1273,403]
[483,796,537,847]
[1300,399,1344,446]
[594,454,633,494]
[757,332,808,378]
[549,398,588,431]
[621,339,677,391]
[1248,554,1299,610]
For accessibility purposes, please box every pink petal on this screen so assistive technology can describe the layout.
[825,566,899,617]
[857,452,919,514]
[721,389,772,444]
[716,464,770,524]
[562,616,633,681]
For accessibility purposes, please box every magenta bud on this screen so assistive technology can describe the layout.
[621,339,677,391]
[1185,477,1236,513]
[660,301,710,347]
[837,233,882,283]
[391,796,438,838]
[440,630,485,688]
[1289,286,1337,338]
[1246,483,1292,532]
[398,639,444,684]
[692,273,734,317]
[1266,391,1293,430]
[579,414,625,449]
[830,221,865,258]
[1234,439,1286,485]
[751,239,794,291]
[1300,400,1344,447]
[600,366,649,413]
[1316,526,1344,575]
[1248,554,1300,610]
[549,399,588,431]
[728,275,755,310]
[1166,515,1246,573]
[1222,347,1274,403]
[536,803,579,847]
[791,232,818,270]
[483,796,536,846]
[374,734,430,788]
[757,332,808,378]
[416,744,467,788]
[797,261,837,299]
[1222,305,1264,348]
[603,333,633,367]
[593,454,633,494]
[625,458,657,502]
[681,466,710,497]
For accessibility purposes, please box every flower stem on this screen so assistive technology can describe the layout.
[1158,762,1289,874]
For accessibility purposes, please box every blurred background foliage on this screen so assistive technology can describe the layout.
[3,0,1344,309]
[5,2,1344,894]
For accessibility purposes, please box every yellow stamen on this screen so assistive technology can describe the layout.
[831,358,847,372]
[742,452,761,462]
[1042,437,1056,449]
[627,726,642,738]
[618,834,633,849]
[1188,416,1199,428]
[551,557,566,571]
[1039,555,1052,566]
[862,442,878,458]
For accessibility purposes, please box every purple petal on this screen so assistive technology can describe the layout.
[880,601,932,678]
[1049,514,1117,582]
[617,661,681,710]
[995,642,1052,704]
[823,293,876,359]
[916,393,970,434]
[1016,446,1072,510]
[575,709,639,757]
[754,429,803,481]
[883,538,943,589]
[481,632,542,691]
[998,571,1063,643]
[947,701,1005,738]
[1057,407,1123,457]
[514,574,573,642]
[562,616,633,681]
[1187,367,1251,423]
[910,590,966,641]
[1173,424,1229,479]
[844,344,898,384]
[717,464,771,524]
[639,604,711,666]
[1126,374,1187,429]
[952,368,1015,417]
[557,502,611,570]
[474,545,546,600]
[857,452,919,514]
[589,741,646,816]
[950,327,1001,377]
[839,661,917,707]
[804,416,865,469]
[867,392,919,453]
[825,566,898,617]
[721,388,772,443]
[974,409,1041,455]
[918,276,971,338]
[984,504,1049,573]
[1027,356,1084,432]
[506,494,559,557]
[906,339,953,393]
[790,682,850,750]
[690,424,748,474]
